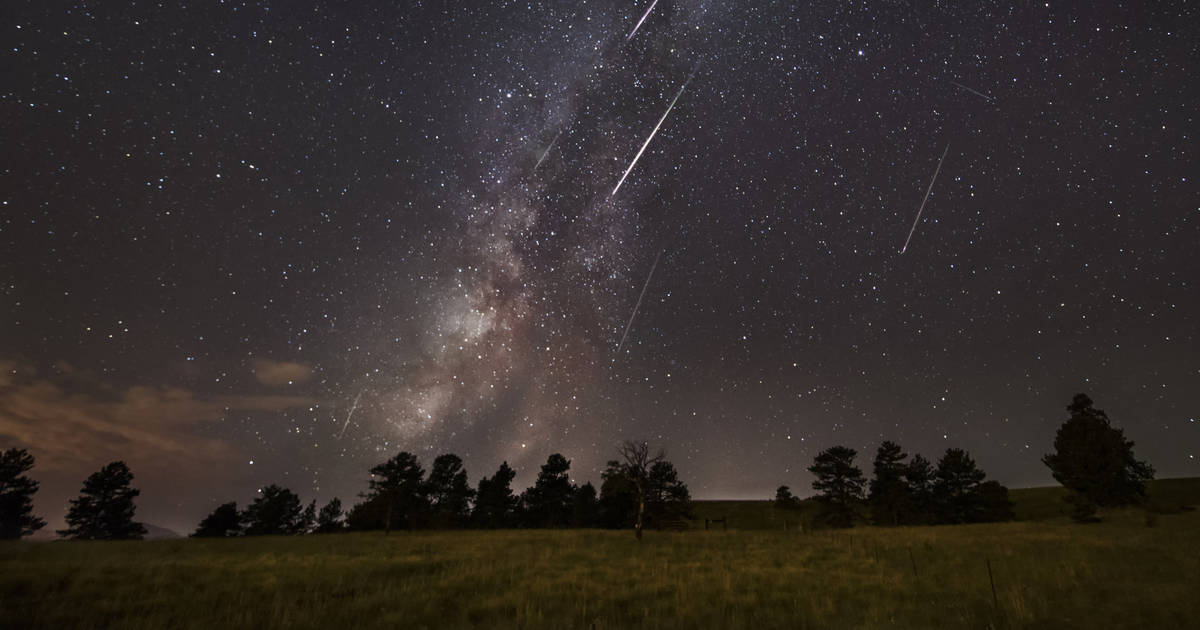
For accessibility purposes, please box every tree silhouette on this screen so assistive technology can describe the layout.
[868,441,912,526]
[473,461,518,528]
[345,496,387,531]
[1043,393,1155,521]
[241,485,307,535]
[425,454,474,528]
[365,451,428,533]
[0,448,45,539]
[192,502,241,537]
[598,460,636,529]
[59,461,147,540]
[315,498,346,533]
[645,459,694,528]
[808,446,865,528]
[905,453,936,524]
[571,482,599,527]
[300,500,317,533]
[976,480,1016,522]
[933,448,987,524]
[774,485,801,510]
[617,441,665,540]
[520,453,575,528]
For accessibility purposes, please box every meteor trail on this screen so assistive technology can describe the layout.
[337,389,364,439]
[615,249,662,355]
[626,0,659,42]
[533,130,562,171]
[611,67,698,197]
[900,143,950,255]
[949,80,994,102]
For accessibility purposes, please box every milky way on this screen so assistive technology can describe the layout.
[2,1,1196,533]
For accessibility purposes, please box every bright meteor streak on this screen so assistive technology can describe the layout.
[337,389,364,439]
[615,249,662,356]
[611,69,696,198]
[626,0,659,42]
[533,130,562,171]
[949,80,994,102]
[900,143,950,255]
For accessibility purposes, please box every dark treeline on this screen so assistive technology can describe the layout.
[0,394,1156,539]
[776,394,1154,528]
[190,440,694,538]
[777,443,1017,529]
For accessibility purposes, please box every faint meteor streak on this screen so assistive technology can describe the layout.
[949,80,994,102]
[337,389,364,438]
[626,0,659,42]
[615,249,662,355]
[611,67,698,197]
[900,143,950,255]
[533,130,562,171]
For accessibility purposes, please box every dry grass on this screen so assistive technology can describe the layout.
[2,505,1197,629]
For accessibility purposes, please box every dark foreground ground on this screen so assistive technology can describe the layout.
[3,479,1197,629]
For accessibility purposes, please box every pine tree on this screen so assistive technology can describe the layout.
[598,460,637,529]
[808,446,866,528]
[426,454,474,528]
[315,498,346,533]
[0,448,46,539]
[976,480,1016,522]
[299,500,317,533]
[473,461,518,528]
[774,485,801,510]
[868,441,911,526]
[365,451,428,532]
[571,482,599,527]
[59,461,147,540]
[905,454,936,524]
[933,448,987,524]
[241,485,307,535]
[520,454,575,528]
[192,502,241,537]
[1043,393,1155,521]
[645,460,693,527]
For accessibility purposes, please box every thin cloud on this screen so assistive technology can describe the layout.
[250,359,314,387]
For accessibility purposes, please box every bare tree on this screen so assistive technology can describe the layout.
[618,440,665,541]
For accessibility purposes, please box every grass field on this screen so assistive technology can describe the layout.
[2,479,1197,629]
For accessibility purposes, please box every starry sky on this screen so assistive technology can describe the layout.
[2,1,1196,534]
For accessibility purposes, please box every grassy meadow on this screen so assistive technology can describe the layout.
[2,479,1198,629]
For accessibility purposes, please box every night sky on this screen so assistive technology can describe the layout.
[3,1,1196,535]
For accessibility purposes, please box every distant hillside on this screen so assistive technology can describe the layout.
[688,477,1200,530]
[27,523,181,541]
[1009,477,1200,521]
[143,524,182,540]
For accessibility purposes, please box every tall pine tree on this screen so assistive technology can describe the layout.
[905,454,936,524]
[473,461,518,528]
[241,485,308,535]
[425,454,474,528]
[0,448,46,539]
[520,454,574,528]
[361,451,428,532]
[59,461,147,540]
[1043,393,1154,521]
[933,448,987,524]
[868,441,911,526]
[808,446,866,528]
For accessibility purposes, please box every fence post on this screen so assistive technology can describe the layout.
[908,548,918,579]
